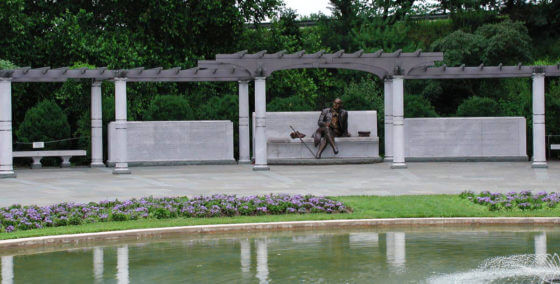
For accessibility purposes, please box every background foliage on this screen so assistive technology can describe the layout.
[1,0,560,162]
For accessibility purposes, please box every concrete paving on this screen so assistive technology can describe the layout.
[1,162,559,207]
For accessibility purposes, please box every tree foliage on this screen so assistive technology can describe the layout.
[143,95,194,121]
[456,96,501,117]
[2,0,560,161]
[16,100,71,147]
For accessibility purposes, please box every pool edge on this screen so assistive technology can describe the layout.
[1,217,560,250]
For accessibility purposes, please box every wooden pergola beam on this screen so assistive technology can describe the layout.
[0,66,251,82]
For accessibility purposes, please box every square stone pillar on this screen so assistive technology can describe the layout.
[253,77,269,171]
[0,78,15,178]
[532,73,547,168]
[391,76,406,169]
[91,81,104,167]
[113,78,130,174]
[384,77,393,162]
[238,80,251,164]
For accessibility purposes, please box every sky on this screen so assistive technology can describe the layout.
[283,0,333,16]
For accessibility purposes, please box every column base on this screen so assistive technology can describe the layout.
[253,165,270,171]
[391,162,407,169]
[238,160,251,165]
[531,162,548,169]
[384,156,393,162]
[112,168,131,175]
[0,171,16,178]
[90,162,106,168]
[61,157,71,168]
[31,163,42,169]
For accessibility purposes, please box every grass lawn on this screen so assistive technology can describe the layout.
[2,195,559,240]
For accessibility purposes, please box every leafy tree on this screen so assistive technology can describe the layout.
[431,30,484,66]
[268,96,314,111]
[475,20,532,65]
[143,95,194,121]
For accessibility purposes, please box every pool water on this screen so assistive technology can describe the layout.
[1,227,559,283]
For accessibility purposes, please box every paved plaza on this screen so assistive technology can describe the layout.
[0,161,559,207]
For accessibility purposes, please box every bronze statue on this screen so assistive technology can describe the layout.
[313,98,350,158]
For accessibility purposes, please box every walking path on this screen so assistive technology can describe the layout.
[1,162,559,207]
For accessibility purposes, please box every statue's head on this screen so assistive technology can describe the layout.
[333,98,342,111]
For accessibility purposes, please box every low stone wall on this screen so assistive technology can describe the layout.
[253,111,381,164]
[108,121,235,166]
[404,117,527,161]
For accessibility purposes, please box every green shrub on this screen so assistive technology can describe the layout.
[152,208,171,219]
[16,100,71,150]
[404,94,438,118]
[456,96,501,117]
[197,94,238,120]
[0,59,16,69]
[143,95,194,121]
[340,80,383,111]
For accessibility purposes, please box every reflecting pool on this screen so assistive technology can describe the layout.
[1,227,559,283]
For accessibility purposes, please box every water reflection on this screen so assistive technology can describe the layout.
[386,232,406,272]
[1,256,13,284]
[117,246,129,284]
[255,238,269,284]
[349,232,379,248]
[535,232,547,265]
[93,247,103,282]
[240,238,251,275]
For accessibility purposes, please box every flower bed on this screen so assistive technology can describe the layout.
[0,194,350,233]
[460,191,560,211]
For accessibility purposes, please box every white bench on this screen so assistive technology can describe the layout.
[551,144,560,150]
[13,150,87,168]
[252,111,381,164]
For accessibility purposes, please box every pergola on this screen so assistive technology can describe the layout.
[0,49,559,178]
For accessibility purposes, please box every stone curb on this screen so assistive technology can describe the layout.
[1,217,560,250]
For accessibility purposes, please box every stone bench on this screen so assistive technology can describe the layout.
[13,150,87,169]
[551,144,560,150]
[253,111,381,164]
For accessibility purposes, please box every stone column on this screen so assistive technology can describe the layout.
[532,73,547,168]
[113,78,130,174]
[238,81,251,164]
[384,78,393,162]
[91,81,104,167]
[253,77,269,171]
[0,79,15,178]
[391,76,406,169]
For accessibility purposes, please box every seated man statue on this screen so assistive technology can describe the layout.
[313,98,350,158]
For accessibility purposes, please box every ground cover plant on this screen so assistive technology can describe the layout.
[460,190,560,211]
[3,194,560,240]
[0,194,349,234]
